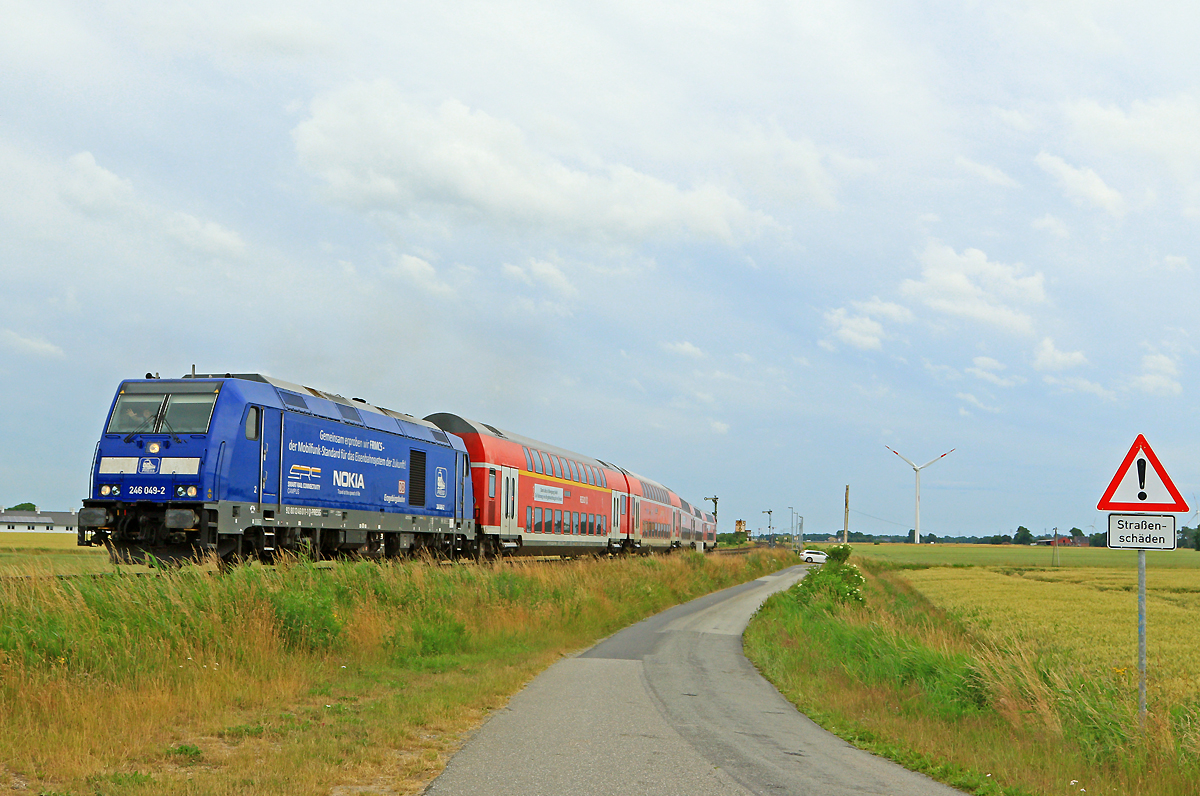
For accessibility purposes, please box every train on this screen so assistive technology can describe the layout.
[77,372,717,564]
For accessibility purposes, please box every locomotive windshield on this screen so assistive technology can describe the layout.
[106,381,222,435]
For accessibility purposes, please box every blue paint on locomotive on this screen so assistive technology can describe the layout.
[88,375,470,529]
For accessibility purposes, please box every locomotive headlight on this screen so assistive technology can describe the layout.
[100,485,111,496]
[147,441,162,454]
[186,486,197,497]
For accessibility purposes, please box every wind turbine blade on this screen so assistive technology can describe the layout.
[918,448,956,470]
[885,446,918,469]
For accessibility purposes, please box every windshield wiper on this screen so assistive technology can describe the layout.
[159,416,184,444]
[123,417,155,443]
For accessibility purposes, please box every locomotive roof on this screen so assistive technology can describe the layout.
[179,372,444,434]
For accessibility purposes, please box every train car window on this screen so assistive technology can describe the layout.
[583,465,593,485]
[550,455,563,479]
[572,511,579,534]
[599,469,607,488]
[554,509,563,534]
[522,447,532,471]
[488,470,496,498]
[526,504,532,531]
[534,507,542,533]
[245,407,260,440]
[565,460,576,481]
[620,494,626,514]
[588,514,595,535]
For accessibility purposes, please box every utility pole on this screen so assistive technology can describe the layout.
[843,485,849,544]
[788,506,794,547]
[763,509,773,547]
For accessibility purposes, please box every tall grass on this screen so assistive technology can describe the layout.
[745,557,1200,796]
[0,550,791,794]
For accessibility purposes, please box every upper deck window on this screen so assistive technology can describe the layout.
[106,381,221,436]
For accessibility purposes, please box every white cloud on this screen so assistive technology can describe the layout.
[1032,213,1069,238]
[504,258,578,297]
[900,241,1045,335]
[294,82,771,245]
[1132,353,1181,396]
[955,155,1020,188]
[956,392,1000,413]
[1043,375,1114,400]
[662,341,704,358]
[60,152,134,216]
[709,419,729,434]
[1163,255,1190,272]
[166,212,246,258]
[384,252,455,297]
[851,297,913,323]
[824,308,884,350]
[966,356,1024,387]
[0,329,64,358]
[1032,338,1087,371]
[728,122,839,210]
[1065,95,1200,183]
[1035,152,1125,217]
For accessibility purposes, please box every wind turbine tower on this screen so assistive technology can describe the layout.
[885,446,955,544]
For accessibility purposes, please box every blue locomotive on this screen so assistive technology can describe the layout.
[77,373,475,563]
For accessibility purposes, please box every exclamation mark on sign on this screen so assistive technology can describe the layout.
[1137,458,1147,501]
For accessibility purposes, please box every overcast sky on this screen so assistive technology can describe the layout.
[4,1,1200,538]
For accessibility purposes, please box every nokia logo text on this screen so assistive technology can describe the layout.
[333,471,365,489]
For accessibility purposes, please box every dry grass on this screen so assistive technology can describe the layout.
[0,549,793,795]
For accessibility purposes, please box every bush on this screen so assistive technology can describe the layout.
[792,559,865,607]
[826,544,853,564]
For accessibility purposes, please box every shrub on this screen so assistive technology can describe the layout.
[792,559,865,607]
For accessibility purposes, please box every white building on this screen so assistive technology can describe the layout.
[0,508,78,532]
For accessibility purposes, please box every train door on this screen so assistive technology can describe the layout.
[500,465,519,535]
[260,407,282,505]
[612,494,620,539]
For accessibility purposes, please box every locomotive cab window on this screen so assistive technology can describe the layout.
[106,381,221,436]
[245,407,260,440]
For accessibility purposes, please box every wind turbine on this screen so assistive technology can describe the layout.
[885,446,955,544]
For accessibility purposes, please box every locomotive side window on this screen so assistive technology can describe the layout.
[245,407,260,440]
[488,469,496,498]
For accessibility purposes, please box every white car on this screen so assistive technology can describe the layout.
[801,549,827,564]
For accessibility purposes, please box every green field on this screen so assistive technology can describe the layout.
[849,541,1200,568]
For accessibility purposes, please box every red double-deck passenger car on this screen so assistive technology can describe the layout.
[425,414,715,557]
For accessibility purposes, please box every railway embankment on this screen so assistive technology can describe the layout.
[0,548,794,795]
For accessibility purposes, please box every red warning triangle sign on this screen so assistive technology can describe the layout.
[1097,434,1189,512]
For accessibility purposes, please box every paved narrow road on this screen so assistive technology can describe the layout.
[424,564,967,795]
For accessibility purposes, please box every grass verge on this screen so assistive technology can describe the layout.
[0,549,792,795]
[744,555,1200,796]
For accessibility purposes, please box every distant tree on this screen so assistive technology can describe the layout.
[1070,527,1084,539]
[1014,526,1034,545]
[5,503,35,512]
[924,533,939,544]
[1089,532,1107,547]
